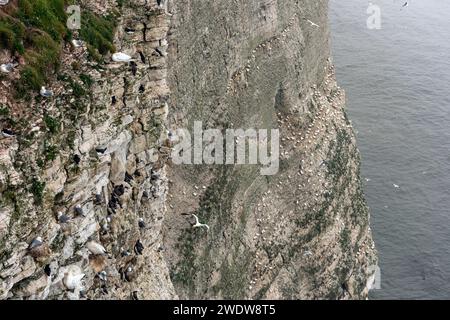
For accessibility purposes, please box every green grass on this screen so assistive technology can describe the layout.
[80,11,117,60]
[0,0,118,99]
[30,178,45,205]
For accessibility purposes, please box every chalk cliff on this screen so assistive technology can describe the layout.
[0,0,377,299]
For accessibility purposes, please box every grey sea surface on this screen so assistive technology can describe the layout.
[330,0,450,299]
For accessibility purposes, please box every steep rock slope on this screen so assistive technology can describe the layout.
[163,0,377,299]
[0,0,377,300]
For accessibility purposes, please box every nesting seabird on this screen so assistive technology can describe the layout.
[86,240,108,255]
[40,86,54,98]
[98,271,107,282]
[74,204,85,216]
[112,52,132,63]
[123,266,135,282]
[191,214,210,231]
[0,63,15,73]
[134,239,144,255]
[63,266,85,291]
[125,27,136,34]
[95,193,104,205]
[0,0,10,6]
[28,236,43,250]
[71,39,84,48]
[2,129,15,138]
[138,218,146,229]
[28,236,51,260]
[57,211,71,224]
[95,146,108,155]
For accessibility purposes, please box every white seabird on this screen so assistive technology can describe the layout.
[0,63,16,73]
[40,86,54,98]
[192,214,210,231]
[112,52,132,63]
[63,266,85,291]
[71,39,84,48]
[86,240,108,255]
[305,19,320,28]
[0,0,9,6]
[2,129,15,138]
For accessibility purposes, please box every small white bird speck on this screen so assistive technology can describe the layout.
[305,19,320,28]
[112,52,132,63]
[40,86,53,98]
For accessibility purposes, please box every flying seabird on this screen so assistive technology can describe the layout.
[86,240,108,255]
[40,86,54,98]
[2,129,15,138]
[134,239,144,255]
[393,184,400,189]
[401,1,409,9]
[305,19,320,28]
[121,249,131,257]
[112,52,132,63]
[191,214,210,231]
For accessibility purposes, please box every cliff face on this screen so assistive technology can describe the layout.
[0,0,376,300]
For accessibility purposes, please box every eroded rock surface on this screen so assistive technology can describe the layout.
[0,0,376,300]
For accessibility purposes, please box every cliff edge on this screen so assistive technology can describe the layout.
[0,0,377,300]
